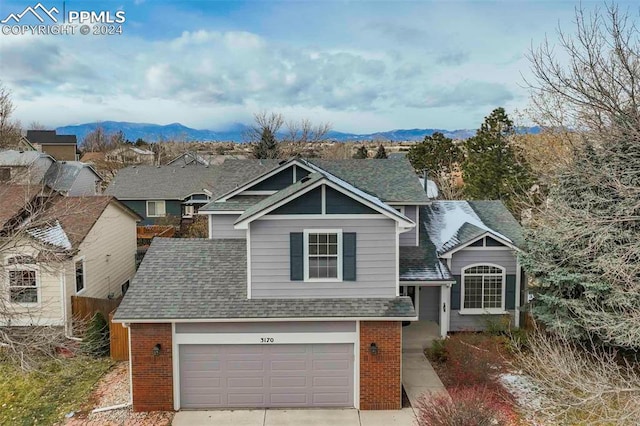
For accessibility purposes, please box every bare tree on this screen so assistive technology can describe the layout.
[82,125,114,153]
[513,329,640,425]
[527,3,640,144]
[0,82,22,148]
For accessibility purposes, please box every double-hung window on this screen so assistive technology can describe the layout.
[146,200,166,217]
[7,256,39,304]
[304,230,342,281]
[461,264,505,313]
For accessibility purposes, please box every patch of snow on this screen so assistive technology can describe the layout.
[418,177,439,198]
[425,201,512,253]
[499,372,546,411]
[27,220,72,250]
[399,260,452,280]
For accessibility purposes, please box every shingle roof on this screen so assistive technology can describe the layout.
[210,159,282,198]
[43,161,102,192]
[423,200,523,255]
[308,157,429,203]
[204,195,268,211]
[114,238,416,321]
[0,185,40,229]
[105,165,219,200]
[26,130,77,145]
[399,207,453,282]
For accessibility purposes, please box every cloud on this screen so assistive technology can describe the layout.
[436,51,470,66]
[420,80,515,109]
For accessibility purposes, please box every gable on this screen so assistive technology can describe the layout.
[325,186,377,214]
[267,185,379,216]
[270,187,322,215]
[251,165,294,191]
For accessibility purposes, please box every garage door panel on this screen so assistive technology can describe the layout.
[313,376,350,387]
[180,343,353,409]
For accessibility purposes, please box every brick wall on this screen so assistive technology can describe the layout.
[359,321,402,410]
[130,323,173,412]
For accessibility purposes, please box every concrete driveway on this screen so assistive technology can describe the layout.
[172,408,416,426]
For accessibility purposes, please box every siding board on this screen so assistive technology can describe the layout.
[250,219,396,298]
[211,214,246,239]
[399,205,417,246]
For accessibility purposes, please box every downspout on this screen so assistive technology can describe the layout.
[62,266,81,341]
[423,169,429,192]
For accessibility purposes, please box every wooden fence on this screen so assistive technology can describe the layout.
[71,295,128,361]
[109,311,129,361]
[71,295,122,322]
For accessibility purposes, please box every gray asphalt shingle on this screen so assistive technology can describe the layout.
[114,238,416,321]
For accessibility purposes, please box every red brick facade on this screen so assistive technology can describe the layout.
[359,321,402,410]
[130,323,173,412]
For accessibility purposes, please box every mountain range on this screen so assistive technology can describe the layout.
[55,121,541,143]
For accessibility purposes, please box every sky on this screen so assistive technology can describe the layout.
[0,0,631,133]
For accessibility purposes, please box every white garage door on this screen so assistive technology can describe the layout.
[179,343,354,408]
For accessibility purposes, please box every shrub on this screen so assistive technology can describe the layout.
[426,338,447,363]
[416,386,511,426]
[81,312,110,357]
[443,333,506,388]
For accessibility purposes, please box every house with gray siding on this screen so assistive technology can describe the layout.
[113,156,525,413]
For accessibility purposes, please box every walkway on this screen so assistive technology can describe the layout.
[402,321,448,408]
[172,408,416,426]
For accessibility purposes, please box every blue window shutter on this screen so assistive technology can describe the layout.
[343,233,356,281]
[505,275,516,310]
[451,276,461,310]
[290,233,304,281]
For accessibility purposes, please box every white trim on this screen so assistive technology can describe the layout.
[217,160,315,201]
[395,222,400,296]
[74,256,87,295]
[303,229,343,282]
[207,215,213,239]
[114,315,418,324]
[172,322,180,411]
[293,165,297,183]
[60,268,68,335]
[440,284,450,337]
[414,285,420,317]
[386,202,431,206]
[174,331,357,345]
[5,259,41,307]
[124,322,133,405]
[259,214,387,220]
[182,205,195,218]
[233,178,415,229]
[146,200,166,217]
[415,207,420,247]
[393,206,405,214]
[400,281,454,286]
[237,190,277,196]
[515,259,521,328]
[201,211,245,215]
[247,223,252,299]
[440,232,520,258]
[116,197,182,201]
[321,185,326,215]
[354,320,360,410]
[460,263,506,314]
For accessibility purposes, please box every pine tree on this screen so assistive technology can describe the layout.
[462,108,533,208]
[373,144,388,159]
[252,127,280,159]
[521,137,640,349]
[407,132,462,175]
[352,145,368,159]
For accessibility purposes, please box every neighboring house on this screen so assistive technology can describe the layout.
[106,146,155,165]
[0,150,103,196]
[167,151,210,166]
[26,130,79,161]
[0,191,141,333]
[104,159,279,225]
[113,156,525,413]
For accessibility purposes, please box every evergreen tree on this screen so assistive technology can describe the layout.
[521,137,640,349]
[352,145,368,159]
[462,108,533,207]
[373,144,388,159]
[252,127,280,159]
[407,132,461,175]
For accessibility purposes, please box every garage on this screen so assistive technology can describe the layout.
[179,343,354,409]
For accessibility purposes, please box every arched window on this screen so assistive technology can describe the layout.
[6,256,39,304]
[461,264,505,313]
